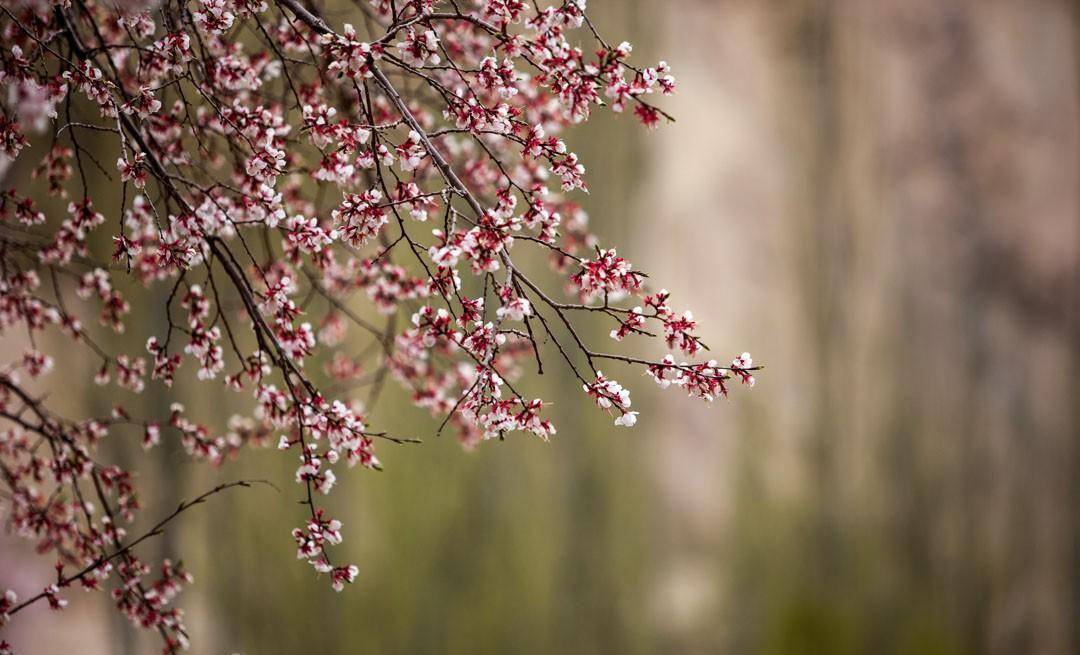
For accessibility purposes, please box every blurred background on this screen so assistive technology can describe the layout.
[4,0,1080,653]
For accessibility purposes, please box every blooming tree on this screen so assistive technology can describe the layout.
[0,0,758,651]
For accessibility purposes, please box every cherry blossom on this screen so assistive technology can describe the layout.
[0,1,758,651]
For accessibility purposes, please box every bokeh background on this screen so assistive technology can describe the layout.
[4,0,1080,653]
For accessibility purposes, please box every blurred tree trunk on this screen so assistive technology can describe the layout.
[651,0,1080,653]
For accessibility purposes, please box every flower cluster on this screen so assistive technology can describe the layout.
[585,372,638,427]
[646,352,757,401]
[0,0,757,652]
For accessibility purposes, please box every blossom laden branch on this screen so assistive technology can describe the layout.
[0,0,758,651]
[5,479,269,617]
